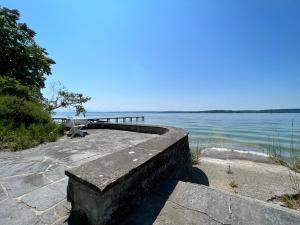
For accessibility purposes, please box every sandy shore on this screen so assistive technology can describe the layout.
[196,148,300,205]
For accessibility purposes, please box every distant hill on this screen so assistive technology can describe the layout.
[160,109,300,113]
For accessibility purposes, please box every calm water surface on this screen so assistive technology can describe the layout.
[55,112,300,156]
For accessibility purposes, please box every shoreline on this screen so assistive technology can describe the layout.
[195,148,300,211]
[201,147,273,164]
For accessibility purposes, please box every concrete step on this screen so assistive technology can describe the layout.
[123,180,300,225]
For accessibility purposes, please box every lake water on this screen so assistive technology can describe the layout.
[55,112,300,157]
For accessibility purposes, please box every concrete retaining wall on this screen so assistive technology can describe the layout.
[86,122,168,135]
[65,123,191,225]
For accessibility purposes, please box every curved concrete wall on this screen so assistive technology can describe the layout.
[86,122,169,135]
[65,123,191,225]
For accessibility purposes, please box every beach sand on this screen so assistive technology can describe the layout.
[195,148,300,208]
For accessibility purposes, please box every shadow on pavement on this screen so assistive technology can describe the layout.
[121,166,209,225]
[186,166,209,186]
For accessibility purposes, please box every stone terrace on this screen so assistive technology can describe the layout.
[0,129,158,225]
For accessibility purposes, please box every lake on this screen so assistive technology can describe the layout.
[55,112,300,157]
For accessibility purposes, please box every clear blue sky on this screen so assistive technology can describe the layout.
[2,0,300,111]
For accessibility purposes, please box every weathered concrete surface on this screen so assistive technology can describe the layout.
[66,126,190,225]
[197,148,300,202]
[0,129,158,225]
[123,180,300,225]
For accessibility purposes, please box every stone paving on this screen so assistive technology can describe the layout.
[0,129,158,225]
[123,180,300,225]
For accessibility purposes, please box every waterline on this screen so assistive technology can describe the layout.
[54,112,300,156]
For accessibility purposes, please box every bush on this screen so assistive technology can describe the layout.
[0,76,40,101]
[0,95,50,127]
[0,121,64,151]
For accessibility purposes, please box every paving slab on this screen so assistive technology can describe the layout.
[44,166,67,182]
[0,198,40,225]
[0,129,158,225]
[123,181,300,225]
[2,173,52,198]
[0,158,54,179]
[39,200,71,224]
[20,178,68,211]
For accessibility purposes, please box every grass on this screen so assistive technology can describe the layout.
[267,120,300,210]
[0,122,64,151]
[267,120,300,173]
[191,143,203,165]
[273,193,300,210]
[229,180,238,188]
[226,165,234,174]
[282,194,294,209]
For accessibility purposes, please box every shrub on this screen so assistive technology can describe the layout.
[0,95,50,127]
[0,76,40,101]
[0,121,64,151]
[191,142,203,165]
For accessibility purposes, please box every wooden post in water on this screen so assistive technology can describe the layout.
[116,118,119,123]
[123,118,126,123]
[129,117,132,123]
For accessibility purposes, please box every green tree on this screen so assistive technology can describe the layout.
[0,6,91,118]
[0,7,55,90]
[0,6,91,151]
[44,82,91,116]
[0,76,50,126]
[0,95,50,127]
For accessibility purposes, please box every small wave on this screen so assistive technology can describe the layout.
[205,147,269,157]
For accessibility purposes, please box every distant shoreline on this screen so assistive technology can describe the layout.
[87,109,300,114]
[55,109,300,114]
[159,109,300,113]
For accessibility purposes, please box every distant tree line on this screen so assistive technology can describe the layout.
[160,109,300,113]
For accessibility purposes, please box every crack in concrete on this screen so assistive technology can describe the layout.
[18,190,68,217]
[43,173,54,183]
[228,196,233,220]
[18,197,39,213]
[0,183,9,202]
[168,199,226,225]
[35,198,68,215]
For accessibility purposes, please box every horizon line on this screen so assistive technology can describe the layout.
[55,108,300,113]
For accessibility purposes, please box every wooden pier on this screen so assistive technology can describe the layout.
[52,116,145,124]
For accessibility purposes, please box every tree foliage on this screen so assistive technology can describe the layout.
[0,6,91,119]
[45,82,91,116]
[0,76,50,126]
[0,95,50,127]
[0,7,55,89]
[0,76,40,101]
[0,7,91,151]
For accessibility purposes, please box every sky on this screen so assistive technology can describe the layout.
[1,0,300,111]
